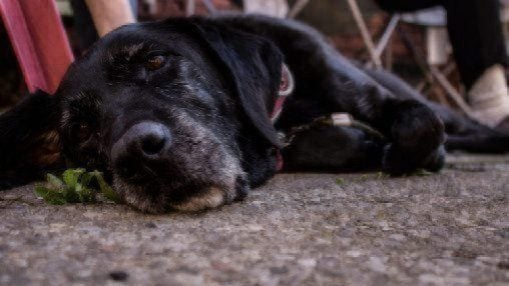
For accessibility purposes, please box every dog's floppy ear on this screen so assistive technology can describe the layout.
[189,21,284,147]
[0,90,62,189]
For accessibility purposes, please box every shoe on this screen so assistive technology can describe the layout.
[468,64,509,129]
[242,0,289,18]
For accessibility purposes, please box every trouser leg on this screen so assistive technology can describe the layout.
[443,0,508,89]
[373,0,441,13]
[375,0,508,89]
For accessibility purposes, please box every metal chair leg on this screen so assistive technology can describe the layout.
[429,65,474,117]
[201,0,217,15]
[346,0,382,69]
[186,0,217,16]
[374,14,400,59]
[186,0,196,16]
[287,0,310,18]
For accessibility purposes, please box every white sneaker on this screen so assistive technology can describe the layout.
[242,0,289,18]
[468,64,509,128]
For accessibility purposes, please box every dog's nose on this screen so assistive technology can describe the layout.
[138,127,169,156]
[111,121,171,163]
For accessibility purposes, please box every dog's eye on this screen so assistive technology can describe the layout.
[145,55,166,71]
[75,123,92,141]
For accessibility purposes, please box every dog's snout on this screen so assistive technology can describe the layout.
[139,129,169,156]
[111,121,171,164]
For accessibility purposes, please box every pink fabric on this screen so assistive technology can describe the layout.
[275,150,284,172]
[270,96,288,172]
[0,0,74,94]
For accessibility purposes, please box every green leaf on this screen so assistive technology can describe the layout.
[35,185,67,205]
[62,168,86,189]
[64,186,80,203]
[34,185,52,198]
[413,169,433,177]
[46,174,64,189]
[76,184,96,203]
[34,169,119,205]
[75,183,84,201]
[48,193,67,205]
[93,171,121,203]
[100,183,120,203]
[79,172,95,188]
[85,188,97,203]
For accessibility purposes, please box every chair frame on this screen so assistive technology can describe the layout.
[283,0,473,116]
[0,0,74,94]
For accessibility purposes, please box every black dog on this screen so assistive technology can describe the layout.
[1,15,508,213]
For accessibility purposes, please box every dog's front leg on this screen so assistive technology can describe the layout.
[379,98,446,175]
[325,78,446,175]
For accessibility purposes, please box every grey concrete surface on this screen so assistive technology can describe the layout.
[1,154,508,285]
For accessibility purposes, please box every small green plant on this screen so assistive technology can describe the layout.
[34,169,120,205]
[335,178,346,186]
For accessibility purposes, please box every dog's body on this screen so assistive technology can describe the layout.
[1,15,508,212]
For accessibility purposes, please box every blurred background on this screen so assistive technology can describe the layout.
[2,0,509,115]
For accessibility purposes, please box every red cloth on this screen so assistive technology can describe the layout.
[0,0,74,94]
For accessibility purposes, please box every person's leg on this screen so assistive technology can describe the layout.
[443,0,509,130]
[375,0,509,130]
[70,0,99,52]
[443,0,508,89]
[72,0,137,51]
[376,0,508,89]
[84,0,136,37]
[374,0,441,13]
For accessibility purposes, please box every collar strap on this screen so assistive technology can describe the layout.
[270,64,294,123]
[270,64,294,171]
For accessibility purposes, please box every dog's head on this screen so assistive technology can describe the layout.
[0,18,291,213]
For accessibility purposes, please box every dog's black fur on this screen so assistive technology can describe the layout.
[1,15,508,212]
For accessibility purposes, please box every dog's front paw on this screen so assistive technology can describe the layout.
[382,101,446,176]
[382,143,445,176]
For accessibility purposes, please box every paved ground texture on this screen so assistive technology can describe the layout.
[1,154,508,285]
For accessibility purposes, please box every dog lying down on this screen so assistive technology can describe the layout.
[1,15,508,213]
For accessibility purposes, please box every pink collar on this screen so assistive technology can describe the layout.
[270,64,294,171]
[270,94,288,172]
[270,95,289,123]
[270,64,293,124]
